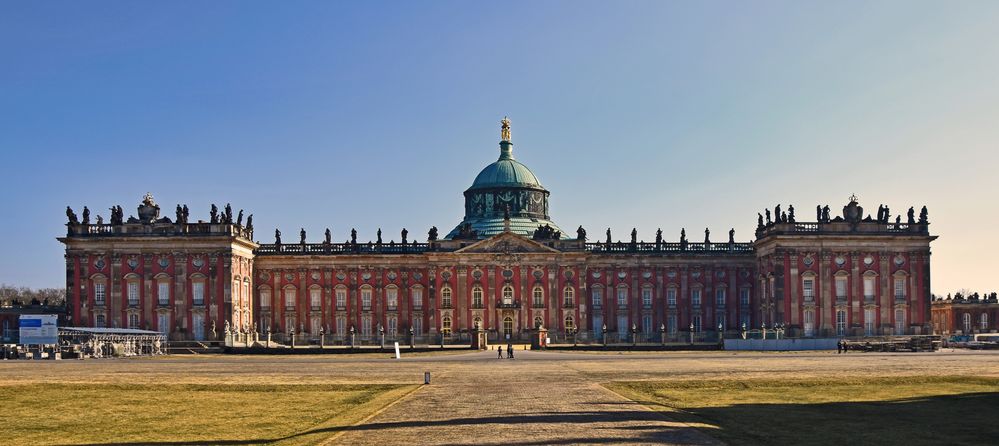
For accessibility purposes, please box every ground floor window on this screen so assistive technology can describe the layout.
[362,316,372,336]
[442,315,452,337]
[836,310,847,336]
[592,315,603,335]
[311,316,321,335]
[502,317,513,339]
[739,313,750,331]
[191,313,204,340]
[336,316,346,336]
[692,315,702,333]
[95,314,106,328]
[565,315,574,331]
[642,314,652,334]
[894,309,906,335]
[963,313,971,333]
[617,315,628,335]
[158,313,169,334]
[412,317,422,336]
[864,309,876,336]
[128,313,140,329]
[668,314,677,334]
[388,316,397,335]
[981,313,989,331]
[804,310,815,337]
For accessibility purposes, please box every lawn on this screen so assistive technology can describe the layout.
[1,383,416,445]
[607,376,999,446]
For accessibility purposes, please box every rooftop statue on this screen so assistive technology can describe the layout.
[774,205,781,222]
[788,205,795,223]
[704,227,710,244]
[630,228,637,244]
[274,229,282,245]
[137,193,161,224]
[765,209,772,225]
[246,214,253,231]
[96,215,103,225]
[919,206,928,224]
[351,228,358,244]
[501,116,511,141]
[82,206,90,225]
[224,203,233,224]
[428,226,439,241]
[757,213,764,229]
[822,205,831,222]
[401,228,408,244]
[655,228,663,245]
[729,228,735,244]
[176,204,184,224]
[236,210,244,227]
[377,228,383,245]
[300,228,306,244]
[210,204,219,224]
[66,206,79,225]
[576,225,586,241]
[816,205,821,222]
[325,228,332,244]
[606,228,611,244]
[907,207,916,224]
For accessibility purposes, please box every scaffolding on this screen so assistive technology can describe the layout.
[58,327,168,358]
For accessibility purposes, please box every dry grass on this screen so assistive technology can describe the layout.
[608,376,999,446]
[0,383,417,445]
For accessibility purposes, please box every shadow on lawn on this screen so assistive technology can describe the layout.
[64,392,999,446]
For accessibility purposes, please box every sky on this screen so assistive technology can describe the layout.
[1,1,998,294]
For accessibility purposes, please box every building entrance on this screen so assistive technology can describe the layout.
[503,317,514,339]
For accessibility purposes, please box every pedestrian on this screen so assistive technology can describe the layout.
[508,343,514,359]
[498,345,503,359]
[837,340,842,354]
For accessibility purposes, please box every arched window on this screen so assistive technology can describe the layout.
[804,310,815,337]
[472,286,483,308]
[442,315,452,336]
[309,286,322,309]
[410,286,423,310]
[981,313,989,331]
[502,316,513,338]
[502,286,514,305]
[386,286,398,310]
[591,286,603,309]
[335,286,347,309]
[190,278,205,306]
[563,287,575,307]
[564,315,575,331]
[388,316,398,334]
[836,310,847,336]
[963,313,972,333]
[534,315,544,329]
[642,287,653,307]
[533,286,544,307]
[441,286,452,308]
[283,287,296,310]
[360,286,372,310]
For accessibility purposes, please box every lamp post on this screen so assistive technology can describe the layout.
[572,326,578,347]
[718,321,724,343]
[409,327,415,349]
[379,324,385,349]
[631,323,637,347]
[289,326,296,348]
[318,326,325,349]
[601,324,607,348]
[660,323,666,346]
[349,326,355,349]
[761,323,767,340]
[740,322,747,340]
[689,322,695,345]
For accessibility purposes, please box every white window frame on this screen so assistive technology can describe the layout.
[642,288,653,308]
[192,282,205,306]
[667,287,677,306]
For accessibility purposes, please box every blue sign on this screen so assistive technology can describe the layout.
[20,315,58,345]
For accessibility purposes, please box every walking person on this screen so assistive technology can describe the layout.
[508,343,514,359]
[837,340,843,354]
[497,345,503,359]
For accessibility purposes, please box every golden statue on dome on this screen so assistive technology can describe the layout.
[500,116,511,141]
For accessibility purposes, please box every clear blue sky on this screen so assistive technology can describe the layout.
[2,1,998,294]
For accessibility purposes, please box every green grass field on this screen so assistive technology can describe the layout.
[608,376,999,446]
[0,383,416,445]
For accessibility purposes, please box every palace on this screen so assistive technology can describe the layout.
[58,119,937,344]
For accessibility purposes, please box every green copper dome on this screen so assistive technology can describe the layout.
[468,142,543,190]
[446,118,564,240]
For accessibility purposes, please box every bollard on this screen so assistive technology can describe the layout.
[424,372,431,385]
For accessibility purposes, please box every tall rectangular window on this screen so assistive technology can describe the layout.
[361,288,372,310]
[388,316,397,334]
[284,288,296,309]
[642,288,652,307]
[260,289,271,308]
[836,310,847,336]
[95,314,106,328]
[361,316,372,336]
[472,287,483,308]
[616,288,628,307]
[386,288,398,310]
[739,288,750,306]
[863,277,875,301]
[835,277,847,300]
[192,282,204,306]
[157,313,169,334]
[739,313,750,330]
[94,283,106,306]
[617,315,628,335]
[336,288,347,309]
[668,314,678,333]
[158,282,169,306]
[693,315,702,332]
[411,288,422,310]
[127,282,139,306]
[804,310,815,337]
[642,314,652,334]
[310,288,321,309]
[666,288,677,306]
[715,289,726,307]
[128,313,139,329]
[894,309,906,334]
[864,308,875,335]
[412,317,422,335]
[894,278,906,300]
[692,289,702,306]
[803,279,815,301]
[336,316,346,336]
[592,288,603,309]
[592,314,603,334]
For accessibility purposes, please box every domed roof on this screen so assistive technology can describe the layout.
[468,147,543,191]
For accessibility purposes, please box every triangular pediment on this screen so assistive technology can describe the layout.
[455,231,561,254]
